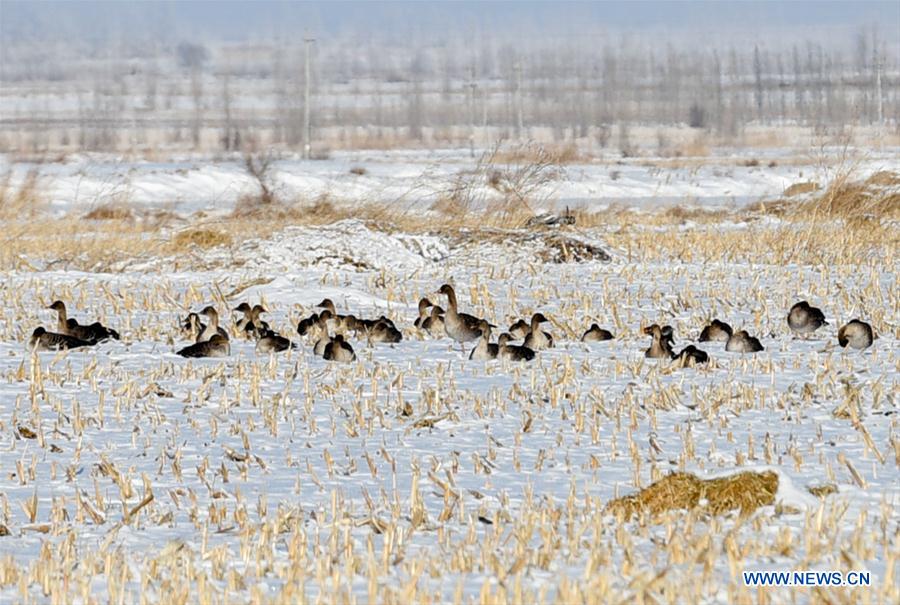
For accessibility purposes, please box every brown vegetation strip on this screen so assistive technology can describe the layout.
[605,471,779,520]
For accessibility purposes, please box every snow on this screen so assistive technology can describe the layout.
[3,148,898,217]
[0,154,897,603]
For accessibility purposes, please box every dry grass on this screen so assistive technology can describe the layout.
[83,202,134,221]
[605,471,780,520]
[170,228,232,251]
[0,192,896,604]
[798,171,900,219]
[784,181,820,197]
[490,141,584,164]
[0,169,45,218]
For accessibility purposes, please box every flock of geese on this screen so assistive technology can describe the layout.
[28,289,876,365]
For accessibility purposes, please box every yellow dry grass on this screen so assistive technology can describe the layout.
[605,471,780,520]
[170,228,232,250]
[784,181,820,197]
[798,171,900,219]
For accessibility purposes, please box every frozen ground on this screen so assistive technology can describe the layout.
[2,146,899,217]
[0,214,896,603]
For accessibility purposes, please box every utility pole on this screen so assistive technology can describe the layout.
[468,80,477,158]
[303,37,315,159]
[514,62,524,139]
[874,52,883,126]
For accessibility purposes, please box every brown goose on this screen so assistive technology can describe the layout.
[366,319,402,344]
[523,313,554,350]
[323,334,356,362]
[674,345,709,366]
[699,319,733,342]
[48,301,119,343]
[197,306,229,342]
[725,330,764,353]
[177,334,230,358]
[310,320,331,356]
[413,298,432,329]
[28,327,92,352]
[837,319,874,350]
[498,333,536,362]
[507,319,530,340]
[181,312,206,341]
[582,323,614,343]
[316,299,355,332]
[234,303,254,335]
[356,315,399,335]
[246,305,271,338]
[422,305,446,338]
[297,312,319,337]
[643,324,675,359]
[437,284,485,354]
[255,329,297,354]
[787,301,828,336]
[469,320,499,360]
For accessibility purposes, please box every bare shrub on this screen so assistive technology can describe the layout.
[245,152,278,203]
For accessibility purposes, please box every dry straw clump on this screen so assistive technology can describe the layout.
[171,228,231,250]
[798,169,900,219]
[83,202,134,221]
[784,181,820,197]
[605,471,779,520]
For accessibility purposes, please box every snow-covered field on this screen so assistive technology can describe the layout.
[0,150,897,603]
[2,146,898,217]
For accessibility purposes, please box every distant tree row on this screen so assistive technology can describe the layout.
[0,26,896,153]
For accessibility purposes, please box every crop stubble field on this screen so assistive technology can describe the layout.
[0,148,897,604]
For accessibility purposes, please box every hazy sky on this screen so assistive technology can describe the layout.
[1,1,898,48]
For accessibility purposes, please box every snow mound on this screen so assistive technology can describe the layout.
[216,219,448,274]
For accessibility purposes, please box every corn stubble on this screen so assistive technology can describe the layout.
[0,169,896,604]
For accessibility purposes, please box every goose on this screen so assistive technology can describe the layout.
[837,319,874,350]
[725,330,764,353]
[508,319,530,340]
[469,320,499,360]
[523,313,554,350]
[48,300,119,343]
[255,329,297,354]
[422,305,446,338]
[246,304,271,338]
[197,306,229,342]
[234,303,254,335]
[787,301,828,336]
[413,298,432,329]
[28,327,92,352]
[673,345,709,366]
[323,334,356,362]
[436,284,485,354]
[699,319,733,342]
[356,315,399,336]
[366,319,403,344]
[643,324,675,359]
[316,298,355,331]
[582,323,614,342]
[311,322,331,357]
[181,312,206,341]
[177,334,230,358]
[297,312,319,337]
[497,333,536,361]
